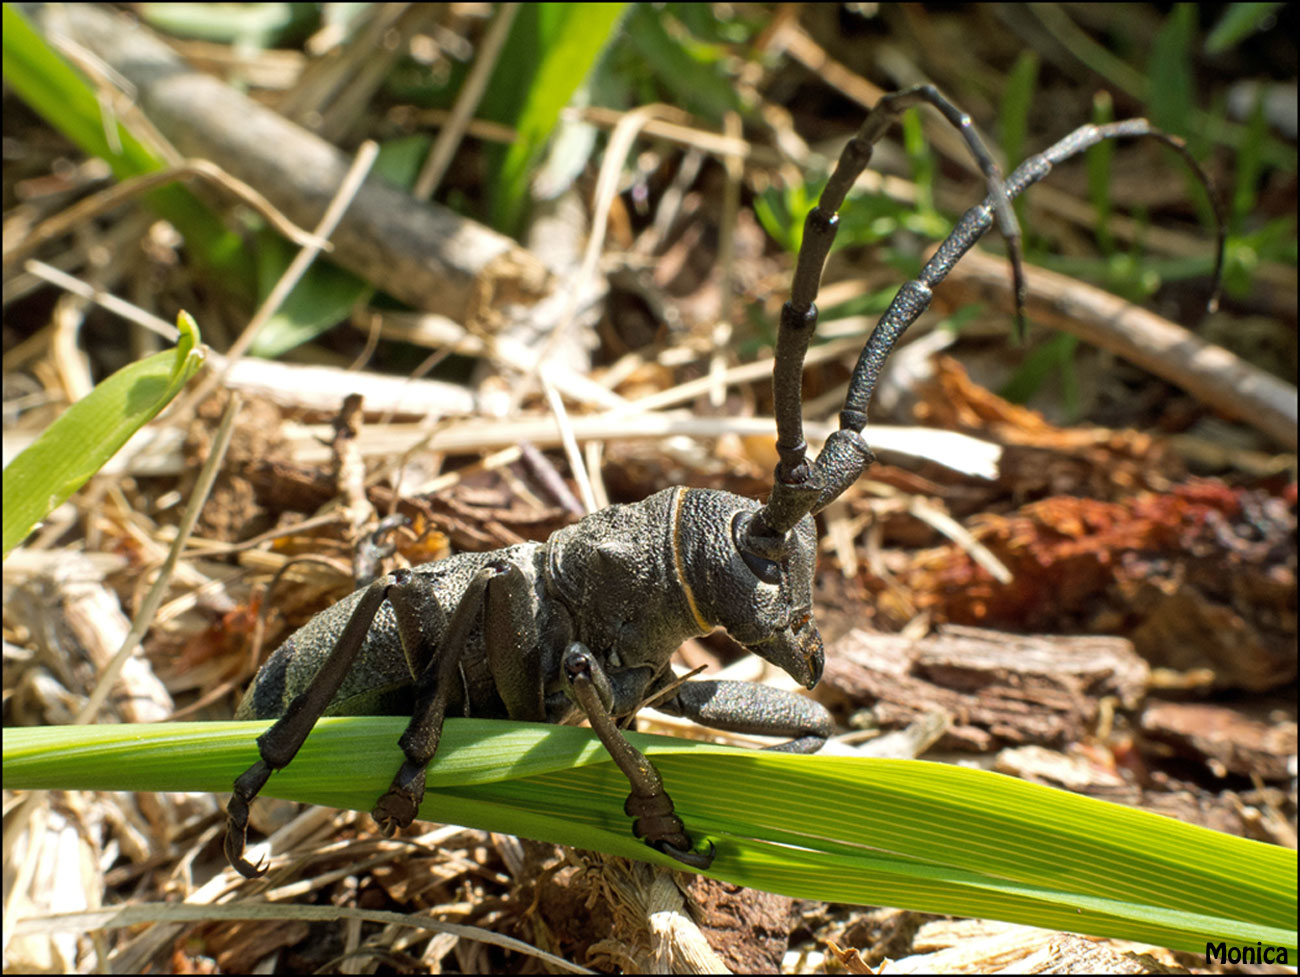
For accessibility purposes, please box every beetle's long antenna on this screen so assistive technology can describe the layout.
[741,84,1021,556]
[741,109,1225,557]
[809,119,1224,514]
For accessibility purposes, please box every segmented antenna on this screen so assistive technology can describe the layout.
[740,102,1225,561]
[740,84,1022,556]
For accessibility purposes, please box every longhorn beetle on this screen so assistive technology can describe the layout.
[226,85,1224,876]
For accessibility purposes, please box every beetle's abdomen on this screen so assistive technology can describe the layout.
[235,544,548,720]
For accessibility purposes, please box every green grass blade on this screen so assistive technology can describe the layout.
[901,109,937,227]
[486,3,629,233]
[1146,4,1218,232]
[999,50,1039,237]
[247,228,374,357]
[621,3,740,120]
[2,3,159,179]
[999,332,1080,418]
[999,51,1039,169]
[1087,89,1118,255]
[1204,2,1287,55]
[1231,87,1269,235]
[2,4,250,287]
[2,314,205,556]
[1147,4,1196,141]
[5,718,1293,955]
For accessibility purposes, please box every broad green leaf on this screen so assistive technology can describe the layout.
[6,718,1294,956]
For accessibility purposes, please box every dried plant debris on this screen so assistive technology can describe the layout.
[183,392,294,544]
[887,481,1296,691]
[819,626,1149,753]
[915,356,1191,499]
[526,851,732,973]
[889,919,1191,974]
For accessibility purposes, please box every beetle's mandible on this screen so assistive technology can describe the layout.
[226,85,1223,877]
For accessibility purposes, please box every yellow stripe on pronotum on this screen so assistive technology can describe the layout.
[669,487,710,633]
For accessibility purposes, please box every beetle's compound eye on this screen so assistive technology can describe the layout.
[741,549,781,585]
[730,511,783,585]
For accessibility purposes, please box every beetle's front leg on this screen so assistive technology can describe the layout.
[561,643,715,870]
[657,679,833,754]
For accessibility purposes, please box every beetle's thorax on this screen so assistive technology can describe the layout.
[544,486,824,687]
[545,487,708,669]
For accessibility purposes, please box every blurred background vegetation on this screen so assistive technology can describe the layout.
[4,3,1294,420]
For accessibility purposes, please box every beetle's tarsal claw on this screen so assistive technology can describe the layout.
[655,838,716,870]
[224,800,269,879]
[226,759,275,878]
[373,765,427,834]
[232,849,269,879]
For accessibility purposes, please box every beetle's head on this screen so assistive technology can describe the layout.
[675,490,823,688]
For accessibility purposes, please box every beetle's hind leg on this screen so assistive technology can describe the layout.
[226,573,425,878]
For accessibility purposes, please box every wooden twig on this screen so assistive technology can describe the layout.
[34,4,551,329]
[943,246,1297,450]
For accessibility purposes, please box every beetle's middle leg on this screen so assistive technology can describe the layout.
[371,561,540,832]
[226,563,536,877]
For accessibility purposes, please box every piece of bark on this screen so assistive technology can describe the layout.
[820,626,1148,751]
[31,5,550,329]
[1140,699,1297,782]
[680,876,795,975]
[894,481,1297,694]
